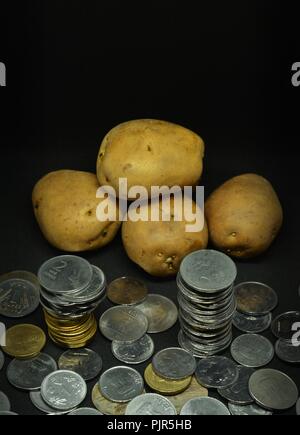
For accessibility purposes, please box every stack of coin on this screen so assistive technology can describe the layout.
[177,250,237,357]
[38,256,106,348]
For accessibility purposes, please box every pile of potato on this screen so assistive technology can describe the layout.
[32,119,283,277]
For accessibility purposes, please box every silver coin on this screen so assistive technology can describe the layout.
[99,366,144,403]
[231,334,274,368]
[125,393,176,416]
[275,339,300,364]
[68,408,103,415]
[0,271,40,318]
[112,335,154,365]
[99,306,148,342]
[135,294,178,333]
[38,255,93,294]
[7,353,57,391]
[58,349,103,381]
[41,370,87,411]
[59,266,106,303]
[271,311,300,340]
[180,397,230,415]
[0,411,18,415]
[249,369,298,411]
[0,350,4,371]
[29,391,75,415]
[152,347,197,380]
[195,356,238,389]
[228,403,273,415]
[0,392,11,412]
[233,311,272,334]
[179,250,237,293]
[218,366,254,405]
[297,398,300,415]
[235,282,278,315]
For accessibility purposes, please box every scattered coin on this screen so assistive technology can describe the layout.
[99,306,148,342]
[231,334,274,368]
[0,392,11,412]
[125,393,177,416]
[180,397,230,415]
[92,383,139,415]
[3,324,46,359]
[296,398,300,415]
[195,356,238,389]
[0,411,18,415]
[166,377,208,414]
[235,282,278,315]
[152,348,196,380]
[271,311,300,340]
[135,294,178,333]
[233,310,272,333]
[0,350,4,370]
[107,277,148,305]
[228,403,273,415]
[29,391,75,415]
[144,364,192,395]
[68,408,103,415]
[0,271,40,318]
[112,335,154,365]
[58,348,103,381]
[218,366,254,405]
[7,353,57,391]
[249,369,298,411]
[41,370,87,411]
[99,366,144,403]
[275,339,300,364]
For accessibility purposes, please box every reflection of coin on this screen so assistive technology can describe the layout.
[180,397,230,415]
[92,383,146,415]
[58,348,103,380]
[112,335,154,365]
[233,311,272,334]
[144,364,191,395]
[235,282,278,315]
[99,366,144,403]
[68,408,103,415]
[136,294,178,333]
[275,339,300,364]
[107,277,148,305]
[231,334,274,368]
[271,311,300,340]
[152,348,196,380]
[166,377,208,414]
[126,393,177,416]
[3,324,46,359]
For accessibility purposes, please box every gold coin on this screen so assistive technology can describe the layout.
[3,324,46,358]
[92,383,146,415]
[166,376,208,414]
[107,277,148,305]
[144,364,192,395]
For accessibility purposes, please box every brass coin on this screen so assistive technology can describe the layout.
[144,364,192,395]
[166,376,208,414]
[92,383,146,415]
[3,324,46,358]
[107,277,148,305]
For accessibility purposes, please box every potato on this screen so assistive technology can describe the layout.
[97,119,205,196]
[205,174,283,259]
[32,170,121,252]
[122,198,208,277]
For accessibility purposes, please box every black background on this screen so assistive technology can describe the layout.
[0,0,299,416]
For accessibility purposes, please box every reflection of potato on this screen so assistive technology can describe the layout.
[32,170,121,252]
[97,119,205,196]
[205,174,283,259]
[122,198,208,277]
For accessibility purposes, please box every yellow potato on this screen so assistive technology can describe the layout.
[205,174,283,259]
[32,170,121,252]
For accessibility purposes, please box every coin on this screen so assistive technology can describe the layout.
[235,282,278,315]
[112,335,154,365]
[3,324,46,358]
[233,311,272,334]
[0,411,18,415]
[152,348,196,380]
[180,397,230,415]
[99,366,144,403]
[0,350,4,370]
[92,383,134,415]
[228,403,273,415]
[99,306,148,342]
[0,271,40,318]
[297,398,300,415]
[68,408,103,415]
[59,266,106,303]
[107,277,148,305]
[271,311,300,340]
[144,364,192,395]
[166,377,208,414]
[38,255,93,294]
[135,294,178,333]
[7,353,57,391]
[249,369,298,410]
[125,393,177,415]
[195,356,238,389]
[58,348,103,380]
[231,334,274,368]
[275,339,300,364]
[218,366,254,405]
[0,392,11,412]
[30,391,75,415]
[41,370,87,411]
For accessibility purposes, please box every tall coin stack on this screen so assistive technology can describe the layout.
[38,256,106,348]
[177,250,237,358]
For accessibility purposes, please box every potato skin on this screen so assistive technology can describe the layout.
[205,174,283,259]
[122,199,208,277]
[32,170,121,252]
[97,119,205,196]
